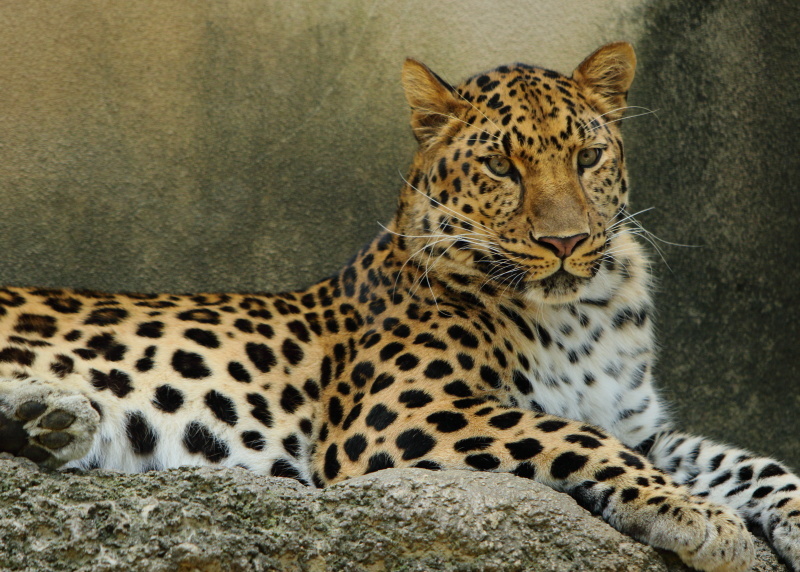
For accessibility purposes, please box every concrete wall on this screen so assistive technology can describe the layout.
[0,0,797,466]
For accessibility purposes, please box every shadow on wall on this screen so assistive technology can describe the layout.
[627,0,800,467]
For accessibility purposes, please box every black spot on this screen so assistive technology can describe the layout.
[395,353,420,371]
[177,309,220,325]
[454,436,495,453]
[303,379,320,400]
[565,434,603,449]
[280,385,305,414]
[183,421,229,462]
[424,360,454,379]
[396,428,436,460]
[479,366,502,389]
[379,342,404,361]
[595,466,626,481]
[246,342,277,373]
[505,438,543,460]
[398,389,433,409]
[488,411,523,430]
[64,330,82,342]
[271,459,304,482]
[135,355,154,372]
[710,472,731,487]
[246,393,273,427]
[512,462,536,479]
[136,321,164,338]
[256,323,274,338]
[414,460,442,471]
[738,465,754,483]
[393,324,411,338]
[341,404,363,431]
[365,452,395,473]
[324,444,341,480]
[537,419,568,432]
[282,434,301,457]
[752,486,773,499]
[228,361,251,383]
[447,325,479,348]
[619,451,645,470]
[14,314,57,338]
[620,487,639,503]
[328,396,344,426]
[172,350,211,379]
[456,353,475,370]
[351,362,375,388]
[0,347,35,366]
[153,385,184,413]
[90,369,134,398]
[258,323,276,338]
[84,308,128,326]
[204,390,238,426]
[365,404,398,431]
[465,453,501,470]
[344,434,368,462]
[443,380,473,397]
[184,328,220,349]
[287,320,311,343]
[44,297,82,314]
[550,451,589,479]
[370,373,395,394]
[512,370,532,394]
[126,411,157,455]
[50,354,74,378]
[282,338,304,365]
[241,431,265,451]
[426,411,468,433]
[233,318,254,333]
[453,397,490,409]
[759,463,787,479]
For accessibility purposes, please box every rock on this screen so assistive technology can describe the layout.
[0,456,787,571]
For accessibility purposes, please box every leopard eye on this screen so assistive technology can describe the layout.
[577,147,602,169]
[486,156,513,177]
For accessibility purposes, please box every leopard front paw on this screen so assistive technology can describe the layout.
[0,379,100,468]
[670,501,755,572]
[767,496,800,572]
[609,489,754,572]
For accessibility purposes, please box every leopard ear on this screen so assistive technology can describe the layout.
[402,59,466,143]
[573,42,636,121]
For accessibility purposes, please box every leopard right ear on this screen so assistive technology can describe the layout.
[402,59,466,143]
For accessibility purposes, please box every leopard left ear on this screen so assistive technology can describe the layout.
[572,42,636,121]
[402,59,467,144]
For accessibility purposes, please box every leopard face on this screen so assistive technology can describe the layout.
[398,45,635,304]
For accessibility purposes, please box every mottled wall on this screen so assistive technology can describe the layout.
[0,0,796,466]
[627,0,800,467]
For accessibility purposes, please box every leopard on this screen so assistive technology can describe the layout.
[0,42,797,572]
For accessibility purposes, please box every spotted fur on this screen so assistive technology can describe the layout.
[0,43,796,571]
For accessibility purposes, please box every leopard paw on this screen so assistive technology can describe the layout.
[609,488,754,572]
[669,501,755,572]
[767,496,800,572]
[0,379,100,469]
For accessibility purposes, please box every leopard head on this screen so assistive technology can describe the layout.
[396,42,636,304]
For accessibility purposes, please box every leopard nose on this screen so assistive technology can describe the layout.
[538,233,588,259]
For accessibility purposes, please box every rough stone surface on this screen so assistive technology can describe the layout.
[0,458,787,571]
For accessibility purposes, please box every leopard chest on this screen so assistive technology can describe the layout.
[508,300,665,448]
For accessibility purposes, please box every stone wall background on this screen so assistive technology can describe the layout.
[0,0,797,466]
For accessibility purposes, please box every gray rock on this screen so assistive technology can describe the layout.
[0,457,786,571]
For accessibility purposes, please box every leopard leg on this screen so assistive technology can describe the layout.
[648,430,800,571]
[0,377,100,469]
[319,401,754,572]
